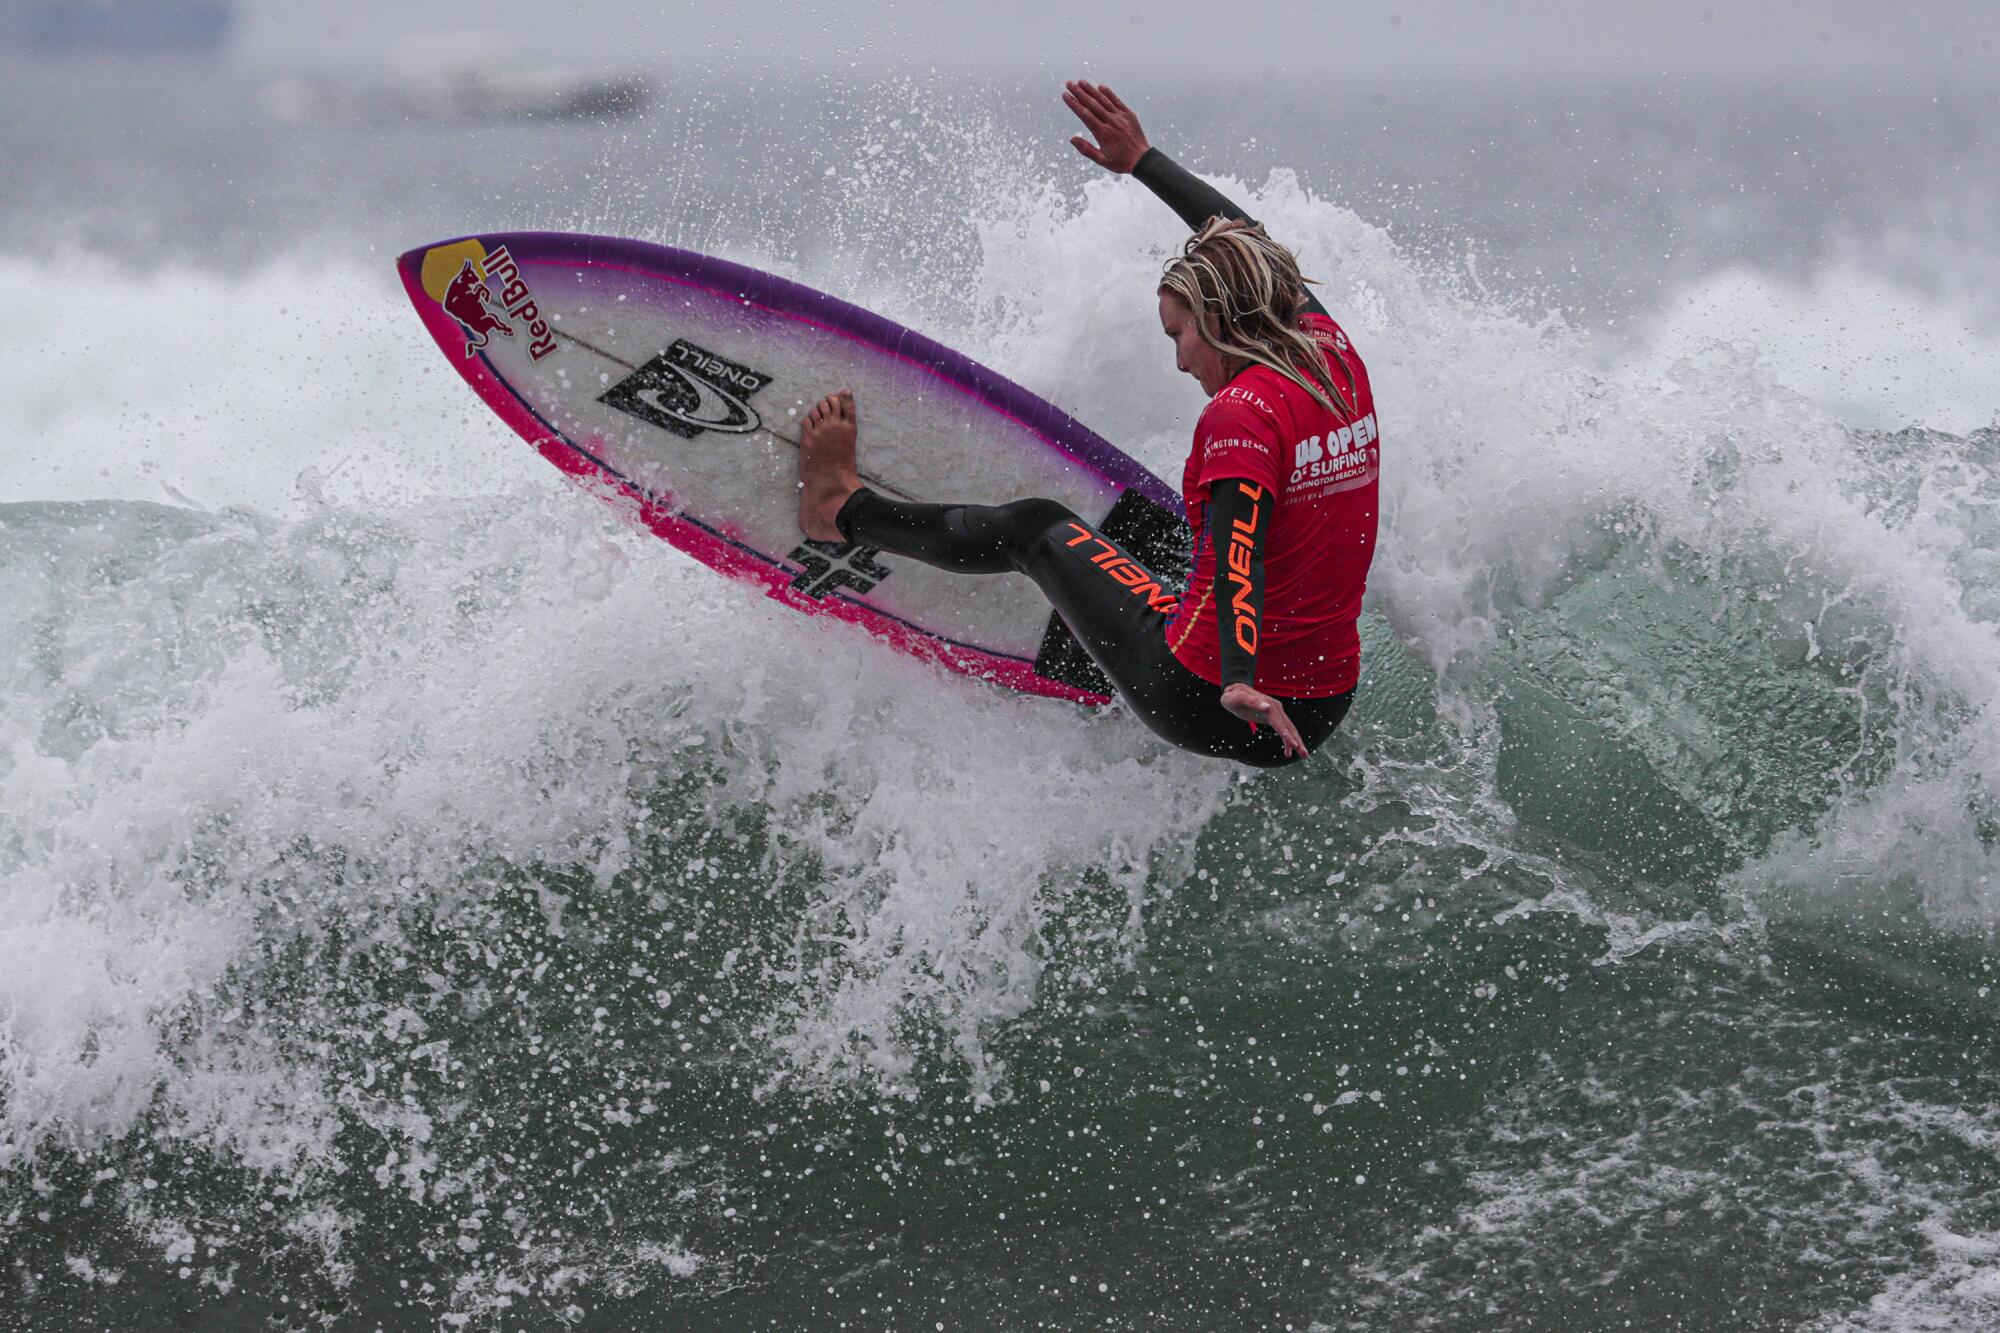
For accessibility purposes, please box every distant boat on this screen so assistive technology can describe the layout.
[389,30,650,122]
[11,0,236,53]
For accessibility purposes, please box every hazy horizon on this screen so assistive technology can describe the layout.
[224,0,1995,80]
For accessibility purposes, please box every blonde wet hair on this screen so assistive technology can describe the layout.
[1158,217,1353,416]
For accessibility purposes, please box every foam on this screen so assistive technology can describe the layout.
[0,481,1222,1126]
[1639,260,2000,436]
[0,254,545,513]
[1330,959,2000,1331]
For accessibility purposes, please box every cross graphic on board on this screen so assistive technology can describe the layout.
[785,539,893,600]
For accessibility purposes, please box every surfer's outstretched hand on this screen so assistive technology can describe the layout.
[1064,80,1150,174]
[1221,682,1309,760]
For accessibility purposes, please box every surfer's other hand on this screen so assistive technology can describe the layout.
[1220,682,1309,760]
[1063,80,1150,174]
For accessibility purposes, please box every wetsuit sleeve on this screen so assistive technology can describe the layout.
[1207,478,1271,690]
[1133,146,1252,231]
[1132,146,1331,321]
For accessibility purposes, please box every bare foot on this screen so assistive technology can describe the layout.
[797,388,863,541]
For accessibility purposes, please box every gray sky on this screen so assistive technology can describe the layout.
[236,0,1993,78]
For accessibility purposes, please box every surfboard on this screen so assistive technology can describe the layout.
[396,232,1190,705]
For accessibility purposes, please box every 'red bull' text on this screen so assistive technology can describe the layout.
[479,245,558,362]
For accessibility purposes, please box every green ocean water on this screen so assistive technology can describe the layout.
[6,465,1996,1331]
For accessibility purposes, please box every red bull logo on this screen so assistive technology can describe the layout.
[441,259,511,355]
[418,239,558,362]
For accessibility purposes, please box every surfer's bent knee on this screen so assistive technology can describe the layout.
[995,498,1078,546]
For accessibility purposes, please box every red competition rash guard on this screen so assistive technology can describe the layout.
[1165,311,1380,697]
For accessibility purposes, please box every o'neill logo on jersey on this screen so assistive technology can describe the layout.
[599,340,774,440]
[1290,412,1378,485]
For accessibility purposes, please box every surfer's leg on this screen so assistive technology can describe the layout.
[846,490,1349,765]
[1006,519,1352,766]
[1033,560,1349,765]
[835,488,1069,574]
[837,484,1353,767]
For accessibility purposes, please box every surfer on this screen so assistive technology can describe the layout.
[798,81,1379,768]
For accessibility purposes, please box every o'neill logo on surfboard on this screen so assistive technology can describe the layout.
[598,340,773,440]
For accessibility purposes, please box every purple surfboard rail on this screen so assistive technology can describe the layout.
[397,230,1184,707]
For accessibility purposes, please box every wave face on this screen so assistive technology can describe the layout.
[4,70,1999,1331]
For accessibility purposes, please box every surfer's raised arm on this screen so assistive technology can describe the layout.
[1062,80,1332,321]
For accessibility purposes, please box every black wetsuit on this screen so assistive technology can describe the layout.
[836,150,1354,768]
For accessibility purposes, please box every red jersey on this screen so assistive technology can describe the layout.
[1165,311,1379,697]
